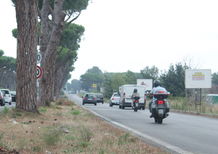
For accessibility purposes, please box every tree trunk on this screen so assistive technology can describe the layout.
[15,0,38,112]
[40,0,65,105]
[54,62,70,99]
[54,67,63,100]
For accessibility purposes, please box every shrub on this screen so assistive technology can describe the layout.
[71,110,80,115]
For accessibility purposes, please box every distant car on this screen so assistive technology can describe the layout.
[10,91,16,102]
[109,92,120,107]
[0,91,5,106]
[95,93,104,104]
[0,89,12,105]
[82,93,97,105]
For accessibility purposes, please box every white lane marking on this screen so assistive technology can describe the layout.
[84,105,194,154]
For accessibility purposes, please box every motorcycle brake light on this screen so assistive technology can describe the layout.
[157,100,164,104]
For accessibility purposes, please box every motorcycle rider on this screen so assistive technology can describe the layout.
[131,89,140,107]
[149,81,169,118]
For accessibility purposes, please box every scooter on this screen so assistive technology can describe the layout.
[132,96,140,112]
[150,92,170,124]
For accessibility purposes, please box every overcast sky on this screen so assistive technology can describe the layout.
[0,0,218,80]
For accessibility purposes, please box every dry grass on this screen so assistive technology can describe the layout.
[170,97,218,117]
[0,99,168,154]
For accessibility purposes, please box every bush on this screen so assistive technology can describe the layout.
[38,107,47,113]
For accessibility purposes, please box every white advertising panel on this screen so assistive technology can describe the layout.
[185,69,211,88]
[137,79,153,90]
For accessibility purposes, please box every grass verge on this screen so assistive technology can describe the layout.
[0,98,168,154]
[169,97,218,117]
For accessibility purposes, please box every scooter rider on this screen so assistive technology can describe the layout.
[131,89,140,107]
[149,81,169,118]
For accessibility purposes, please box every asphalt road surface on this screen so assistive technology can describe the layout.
[69,94,218,154]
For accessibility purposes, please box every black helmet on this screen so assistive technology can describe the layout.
[133,89,137,93]
[153,81,161,87]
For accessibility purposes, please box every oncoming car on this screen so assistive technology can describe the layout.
[82,93,97,105]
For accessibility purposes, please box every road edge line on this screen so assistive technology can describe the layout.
[85,106,194,154]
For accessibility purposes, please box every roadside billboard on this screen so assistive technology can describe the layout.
[137,79,153,90]
[185,69,212,89]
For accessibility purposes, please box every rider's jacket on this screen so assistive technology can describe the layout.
[131,92,140,99]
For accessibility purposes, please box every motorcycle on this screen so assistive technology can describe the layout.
[150,91,170,124]
[132,96,140,112]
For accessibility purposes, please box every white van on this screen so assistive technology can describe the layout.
[119,84,146,109]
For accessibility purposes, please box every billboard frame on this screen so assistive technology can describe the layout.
[185,69,212,89]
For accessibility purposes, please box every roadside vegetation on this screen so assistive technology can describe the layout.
[0,99,168,154]
[169,97,218,117]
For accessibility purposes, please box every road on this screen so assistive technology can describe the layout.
[69,94,218,154]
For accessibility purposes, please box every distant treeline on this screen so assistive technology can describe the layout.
[67,64,218,98]
[0,50,16,90]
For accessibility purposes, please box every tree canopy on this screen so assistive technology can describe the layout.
[212,73,218,85]
[140,66,159,81]
[80,66,104,91]
[79,63,193,98]
[0,50,16,90]
[160,63,189,96]
[11,0,88,105]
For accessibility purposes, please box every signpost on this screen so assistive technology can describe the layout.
[92,83,97,88]
[36,66,43,79]
[37,52,42,64]
[185,69,212,110]
[185,69,211,89]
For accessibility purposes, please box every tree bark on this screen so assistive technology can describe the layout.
[40,0,65,105]
[15,0,38,112]
[54,61,71,99]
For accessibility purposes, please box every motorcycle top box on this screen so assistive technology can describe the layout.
[150,88,170,124]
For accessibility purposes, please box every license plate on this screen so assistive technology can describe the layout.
[135,103,138,107]
[158,109,164,114]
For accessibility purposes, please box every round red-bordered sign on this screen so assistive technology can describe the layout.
[36,66,43,79]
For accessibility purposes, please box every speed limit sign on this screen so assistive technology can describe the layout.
[36,66,43,79]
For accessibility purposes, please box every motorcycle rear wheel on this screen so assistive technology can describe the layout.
[154,118,163,124]
[157,118,163,124]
